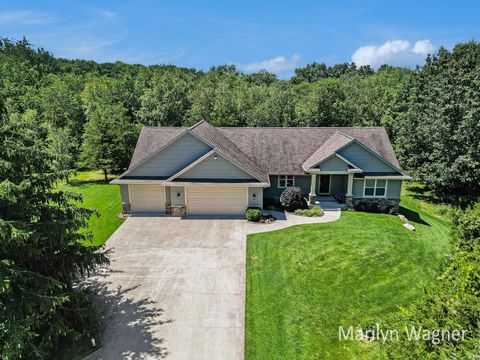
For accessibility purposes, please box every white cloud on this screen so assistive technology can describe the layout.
[352,39,435,68]
[0,10,55,25]
[238,53,300,74]
[411,39,435,55]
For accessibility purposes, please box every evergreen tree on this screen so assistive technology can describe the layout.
[0,105,108,359]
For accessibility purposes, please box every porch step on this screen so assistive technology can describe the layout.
[315,200,348,211]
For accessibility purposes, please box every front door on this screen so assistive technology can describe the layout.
[319,175,331,194]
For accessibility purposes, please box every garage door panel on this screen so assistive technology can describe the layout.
[187,187,247,216]
[130,185,165,213]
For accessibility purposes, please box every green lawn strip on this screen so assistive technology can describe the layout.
[246,192,450,359]
[58,170,124,246]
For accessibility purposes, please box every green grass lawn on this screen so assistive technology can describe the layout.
[245,184,451,359]
[58,170,124,246]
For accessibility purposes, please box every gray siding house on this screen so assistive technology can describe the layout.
[112,120,410,216]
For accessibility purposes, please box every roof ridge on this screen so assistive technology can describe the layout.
[335,130,355,140]
[217,126,386,129]
[188,119,206,130]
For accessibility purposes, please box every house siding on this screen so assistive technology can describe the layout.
[339,142,398,172]
[181,153,255,179]
[248,187,263,208]
[120,184,129,203]
[170,186,185,206]
[317,156,349,172]
[264,175,310,199]
[387,180,402,198]
[352,179,402,198]
[128,133,212,177]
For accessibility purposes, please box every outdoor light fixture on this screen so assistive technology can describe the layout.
[176,193,181,197]
[213,154,218,160]
[253,193,256,198]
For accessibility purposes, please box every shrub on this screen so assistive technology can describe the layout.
[245,207,262,222]
[334,192,346,204]
[451,203,480,251]
[294,207,324,217]
[280,187,308,212]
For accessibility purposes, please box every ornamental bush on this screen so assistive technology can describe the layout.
[245,207,262,222]
[294,207,324,217]
[280,187,308,212]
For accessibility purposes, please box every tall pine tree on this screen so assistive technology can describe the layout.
[0,104,108,358]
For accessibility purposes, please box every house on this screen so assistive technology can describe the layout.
[111,120,411,216]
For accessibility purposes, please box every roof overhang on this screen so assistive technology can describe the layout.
[303,153,363,174]
[110,178,269,187]
[362,175,413,181]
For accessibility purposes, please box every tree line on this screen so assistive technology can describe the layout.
[1,37,480,358]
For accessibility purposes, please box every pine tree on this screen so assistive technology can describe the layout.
[0,105,108,358]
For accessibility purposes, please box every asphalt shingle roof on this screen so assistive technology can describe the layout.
[128,122,401,177]
[301,131,354,170]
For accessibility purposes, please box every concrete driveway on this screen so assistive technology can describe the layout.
[85,216,246,360]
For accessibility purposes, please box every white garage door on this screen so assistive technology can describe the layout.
[187,187,247,216]
[129,185,165,213]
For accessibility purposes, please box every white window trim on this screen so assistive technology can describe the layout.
[363,179,388,198]
[278,175,295,188]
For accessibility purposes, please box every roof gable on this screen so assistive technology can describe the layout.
[173,151,256,181]
[338,141,402,173]
[189,121,269,182]
[125,131,212,178]
[302,131,353,170]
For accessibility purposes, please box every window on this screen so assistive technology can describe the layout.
[364,179,387,197]
[278,175,294,188]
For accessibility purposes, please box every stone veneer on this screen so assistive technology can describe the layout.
[351,197,400,214]
[121,202,132,215]
[165,204,186,217]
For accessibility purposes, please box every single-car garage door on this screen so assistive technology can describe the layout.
[187,187,247,216]
[129,185,165,213]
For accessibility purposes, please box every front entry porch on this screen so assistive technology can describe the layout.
[308,173,353,205]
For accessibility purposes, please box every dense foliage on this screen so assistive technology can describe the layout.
[0,103,108,358]
[280,187,308,212]
[382,204,480,358]
[392,42,480,203]
[0,37,414,177]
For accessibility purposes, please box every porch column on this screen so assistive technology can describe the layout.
[309,173,317,204]
[346,173,354,209]
[347,173,354,196]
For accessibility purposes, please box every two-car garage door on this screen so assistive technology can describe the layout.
[187,187,247,216]
[129,185,247,216]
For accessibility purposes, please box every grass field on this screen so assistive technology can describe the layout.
[58,170,124,246]
[245,183,451,359]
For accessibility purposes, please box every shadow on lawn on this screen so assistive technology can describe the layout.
[405,184,443,204]
[399,206,430,226]
[82,269,172,359]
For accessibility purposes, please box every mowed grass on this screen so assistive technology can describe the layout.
[58,171,124,246]
[245,184,450,359]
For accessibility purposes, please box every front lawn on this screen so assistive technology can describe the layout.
[246,185,450,359]
[58,171,124,246]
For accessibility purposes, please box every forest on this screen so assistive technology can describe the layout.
[1,38,479,202]
[1,37,480,359]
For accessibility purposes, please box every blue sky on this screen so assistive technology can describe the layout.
[1,0,479,77]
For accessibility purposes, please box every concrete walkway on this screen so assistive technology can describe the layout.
[246,209,342,234]
[85,217,246,360]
